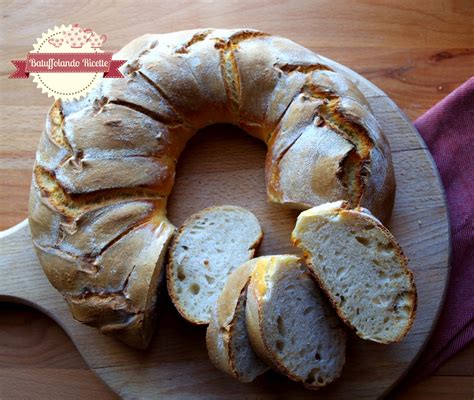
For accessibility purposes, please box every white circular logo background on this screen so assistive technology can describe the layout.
[31,25,104,101]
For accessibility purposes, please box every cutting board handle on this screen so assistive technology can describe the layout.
[0,220,42,303]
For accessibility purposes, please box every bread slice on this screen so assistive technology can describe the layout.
[245,255,346,389]
[206,258,269,382]
[291,200,417,343]
[167,205,262,324]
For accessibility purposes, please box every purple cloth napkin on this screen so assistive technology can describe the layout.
[410,77,474,379]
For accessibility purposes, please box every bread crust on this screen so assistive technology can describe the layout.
[291,201,417,344]
[206,307,236,379]
[30,29,396,347]
[245,255,346,389]
[206,258,268,382]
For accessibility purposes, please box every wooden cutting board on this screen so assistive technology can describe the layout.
[0,57,449,399]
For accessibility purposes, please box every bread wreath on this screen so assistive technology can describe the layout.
[29,28,395,348]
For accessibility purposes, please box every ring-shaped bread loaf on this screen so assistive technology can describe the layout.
[29,29,395,348]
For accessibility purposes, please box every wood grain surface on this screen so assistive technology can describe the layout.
[0,84,449,398]
[0,41,450,400]
[0,0,473,399]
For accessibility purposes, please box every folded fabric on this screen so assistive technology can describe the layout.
[409,77,474,380]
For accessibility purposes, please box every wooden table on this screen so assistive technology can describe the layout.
[0,0,473,398]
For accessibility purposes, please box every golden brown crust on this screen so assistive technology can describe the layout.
[245,255,342,389]
[207,283,266,382]
[206,307,238,379]
[30,29,396,347]
[206,259,268,383]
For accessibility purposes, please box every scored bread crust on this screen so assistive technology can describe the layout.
[167,205,263,325]
[206,258,269,382]
[291,201,417,344]
[29,28,395,347]
[245,255,346,389]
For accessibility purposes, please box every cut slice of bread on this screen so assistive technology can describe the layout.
[206,258,269,382]
[291,200,417,344]
[167,205,263,324]
[245,255,346,389]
